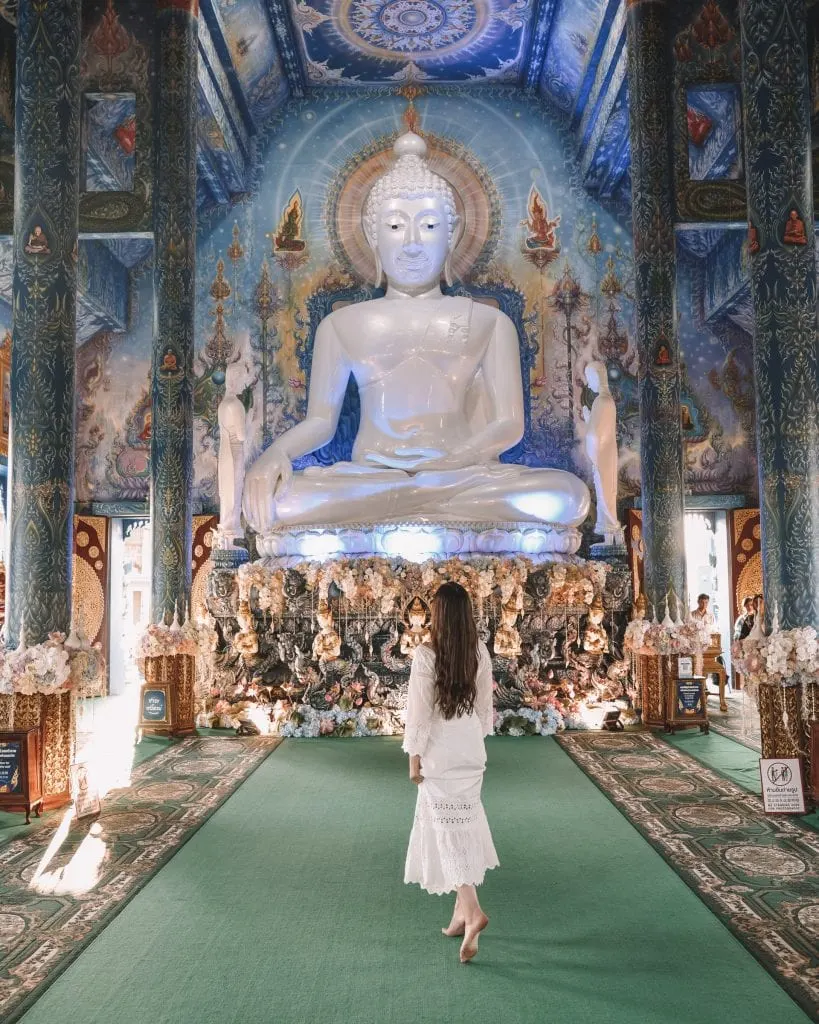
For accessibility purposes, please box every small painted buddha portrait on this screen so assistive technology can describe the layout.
[160,350,178,374]
[655,344,671,367]
[783,209,807,245]
[748,223,760,254]
[24,225,50,256]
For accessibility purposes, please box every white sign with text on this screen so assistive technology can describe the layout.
[759,758,806,815]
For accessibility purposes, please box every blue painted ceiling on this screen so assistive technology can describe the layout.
[0,0,752,350]
[195,0,631,210]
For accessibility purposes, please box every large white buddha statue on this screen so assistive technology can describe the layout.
[243,132,590,546]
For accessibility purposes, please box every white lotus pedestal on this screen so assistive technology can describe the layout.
[255,519,584,563]
[139,654,197,738]
[0,691,74,810]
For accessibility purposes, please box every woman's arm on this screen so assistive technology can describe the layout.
[476,646,495,738]
[402,647,435,772]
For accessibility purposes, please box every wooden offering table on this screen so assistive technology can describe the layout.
[0,728,43,823]
[666,671,709,735]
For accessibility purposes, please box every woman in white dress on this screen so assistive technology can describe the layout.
[403,582,499,963]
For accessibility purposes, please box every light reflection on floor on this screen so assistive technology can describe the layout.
[28,683,144,896]
[75,682,143,800]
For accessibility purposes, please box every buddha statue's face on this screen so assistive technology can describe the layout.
[374,195,451,291]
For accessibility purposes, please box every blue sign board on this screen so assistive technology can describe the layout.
[676,681,704,717]
[0,740,22,793]
[142,688,167,722]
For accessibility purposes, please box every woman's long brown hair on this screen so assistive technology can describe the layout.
[429,582,478,719]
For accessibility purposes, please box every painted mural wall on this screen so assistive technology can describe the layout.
[72,86,759,511]
[192,88,640,514]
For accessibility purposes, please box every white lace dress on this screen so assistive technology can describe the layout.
[402,643,499,895]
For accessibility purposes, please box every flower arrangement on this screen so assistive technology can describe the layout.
[623,617,709,657]
[494,705,564,737]
[732,625,819,690]
[0,627,106,697]
[278,705,404,739]
[136,619,200,665]
[236,555,605,623]
[206,553,625,738]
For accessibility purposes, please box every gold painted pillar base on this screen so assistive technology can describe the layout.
[638,654,666,728]
[139,653,197,737]
[0,691,74,809]
[758,682,819,804]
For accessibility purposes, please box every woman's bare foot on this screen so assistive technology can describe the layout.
[442,915,465,937]
[459,914,489,963]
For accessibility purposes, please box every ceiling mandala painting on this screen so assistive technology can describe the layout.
[290,0,536,84]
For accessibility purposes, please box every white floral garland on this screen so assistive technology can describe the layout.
[136,620,201,662]
[623,617,710,657]
[732,626,819,689]
[0,631,105,697]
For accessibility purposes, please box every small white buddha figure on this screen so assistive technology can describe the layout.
[582,361,623,546]
[242,131,590,537]
[493,591,523,659]
[312,599,342,663]
[217,361,247,548]
[582,595,609,655]
[400,596,431,657]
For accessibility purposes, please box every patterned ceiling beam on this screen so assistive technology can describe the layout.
[199,0,256,140]
[701,230,750,325]
[0,238,128,344]
[262,0,306,99]
[579,47,627,179]
[523,0,561,90]
[598,128,630,200]
[572,0,623,130]
[197,71,248,193]
[576,0,627,145]
[196,148,231,210]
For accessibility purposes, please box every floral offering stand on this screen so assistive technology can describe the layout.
[623,611,713,730]
[137,622,198,737]
[0,631,105,808]
[733,616,819,796]
[200,554,632,739]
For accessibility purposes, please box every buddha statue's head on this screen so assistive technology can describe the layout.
[364,131,460,291]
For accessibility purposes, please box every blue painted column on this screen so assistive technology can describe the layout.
[739,0,819,632]
[7,0,82,647]
[151,0,199,624]
[625,0,687,619]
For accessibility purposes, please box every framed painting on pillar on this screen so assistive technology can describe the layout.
[72,515,110,695]
[625,509,644,601]
[191,514,216,621]
[728,509,761,622]
[671,4,746,221]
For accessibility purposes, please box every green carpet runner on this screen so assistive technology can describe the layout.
[15,737,810,1024]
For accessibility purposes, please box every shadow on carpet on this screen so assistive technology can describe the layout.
[0,734,279,1023]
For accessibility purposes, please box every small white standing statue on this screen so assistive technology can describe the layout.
[217,361,247,549]
[582,361,624,547]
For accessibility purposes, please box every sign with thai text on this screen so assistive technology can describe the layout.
[0,740,21,793]
[759,758,806,815]
[142,688,168,723]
